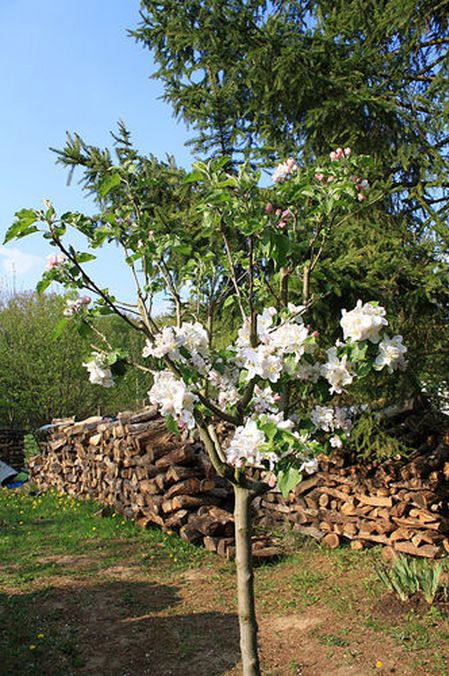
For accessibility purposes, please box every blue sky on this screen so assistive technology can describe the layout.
[0,0,193,301]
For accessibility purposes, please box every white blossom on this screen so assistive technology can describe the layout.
[334,407,353,434]
[299,457,319,475]
[272,157,298,183]
[236,308,277,347]
[269,321,309,357]
[176,321,209,356]
[252,385,280,413]
[311,405,335,432]
[297,360,321,382]
[142,326,179,360]
[329,435,343,449]
[238,345,283,383]
[311,405,353,434]
[148,370,197,429]
[374,335,407,374]
[142,321,210,362]
[262,411,295,431]
[287,302,306,321]
[209,366,240,408]
[63,295,91,318]
[340,300,387,343]
[82,352,114,388]
[321,347,354,394]
[225,419,269,467]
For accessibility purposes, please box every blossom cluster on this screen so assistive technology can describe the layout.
[141,300,405,480]
[82,352,114,388]
[341,300,387,343]
[45,253,67,272]
[311,405,357,450]
[148,370,197,429]
[272,157,298,183]
[233,304,312,384]
[63,295,91,318]
[142,321,209,362]
[329,147,351,161]
[375,335,407,373]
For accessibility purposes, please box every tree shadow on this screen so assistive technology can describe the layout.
[0,580,240,675]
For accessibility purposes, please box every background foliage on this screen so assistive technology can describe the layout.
[0,291,148,430]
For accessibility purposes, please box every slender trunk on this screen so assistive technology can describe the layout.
[233,484,261,676]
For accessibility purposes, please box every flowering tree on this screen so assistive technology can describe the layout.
[5,144,406,675]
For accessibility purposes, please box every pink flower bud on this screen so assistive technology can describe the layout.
[344,147,351,157]
[277,220,287,229]
[264,202,274,214]
[281,209,291,220]
[327,175,334,183]
[329,151,337,161]
[315,173,324,182]
[335,147,343,159]
[357,193,366,202]
[268,474,277,488]
[273,393,281,401]
[312,330,319,338]
[81,296,91,305]
[45,254,58,272]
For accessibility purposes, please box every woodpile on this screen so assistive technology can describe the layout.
[0,429,25,469]
[30,409,276,559]
[29,410,449,559]
[255,447,449,559]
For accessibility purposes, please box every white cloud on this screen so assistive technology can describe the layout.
[0,246,43,277]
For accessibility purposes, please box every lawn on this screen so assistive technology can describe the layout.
[1,487,449,675]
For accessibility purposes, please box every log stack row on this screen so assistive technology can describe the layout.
[256,447,449,558]
[29,411,449,559]
[0,429,25,469]
[30,409,277,558]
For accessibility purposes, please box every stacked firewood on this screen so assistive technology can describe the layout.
[30,409,278,559]
[255,448,449,559]
[29,410,449,559]
[0,429,25,469]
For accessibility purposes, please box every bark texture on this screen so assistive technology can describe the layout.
[234,484,261,676]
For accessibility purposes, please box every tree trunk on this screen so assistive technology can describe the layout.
[233,484,261,676]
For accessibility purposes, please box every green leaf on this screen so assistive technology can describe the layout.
[3,209,39,244]
[277,467,303,498]
[165,414,180,438]
[76,252,97,263]
[350,342,368,362]
[183,170,204,184]
[52,318,69,340]
[98,172,121,198]
[222,295,235,309]
[76,321,94,339]
[36,277,51,296]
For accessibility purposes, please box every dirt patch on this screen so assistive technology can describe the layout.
[40,554,97,567]
[372,591,449,622]
[266,612,324,633]
[101,564,144,578]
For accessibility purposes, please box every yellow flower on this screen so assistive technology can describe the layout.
[37,633,45,639]
[375,660,383,669]
[29,644,37,650]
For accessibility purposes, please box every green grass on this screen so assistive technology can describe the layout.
[0,487,208,588]
[0,487,213,675]
[2,486,449,675]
